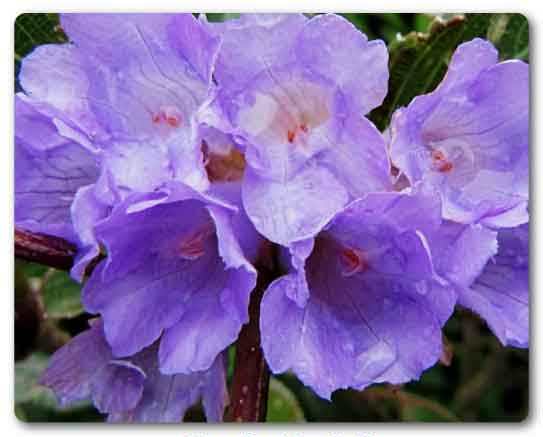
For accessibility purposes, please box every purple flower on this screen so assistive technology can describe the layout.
[260,188,456,398]
[39,320,228,423]
[201,13,391,245]
[389,38,529,228]
[20,13,223,205]
[82,183,256,372]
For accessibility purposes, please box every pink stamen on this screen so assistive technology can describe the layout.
[431,150,454,173]
[179,227,213,260]
[151,106,182,129]
[339,248,369,276]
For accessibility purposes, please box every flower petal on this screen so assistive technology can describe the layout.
[110,349,228,423]
[19,44,105,139]
[296,14,388,114]
[242,165,349,245]
[261,191,451,398]
[158,205,257,373]
[60,13,218,168]
[207,14,307,97]
[39,321,144,413]
[15,96,99,242]
[91,360,146,414]
[458,224,529,347]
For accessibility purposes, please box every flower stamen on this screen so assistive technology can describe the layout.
[339,247,369,276]
[431,149,454,173]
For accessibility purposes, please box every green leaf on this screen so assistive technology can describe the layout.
[15,13,65,61]
[15,353,102,422]
[227,344,236,381]
[42,270,84,319]
[396,390,458,422]
[486,14,529,60]
[15,353,51,405]
[266,378,305,422]
[16,260,48,279]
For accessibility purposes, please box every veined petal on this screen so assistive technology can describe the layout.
[83,185,253,363]
[158,204,256,374]
[458,224,529,347]
[296,13,388,114]
[15,95,99,242]
[390,39,529,227]
[242,165,349,245]
[261,190,453,398]
[19,44,105,139]
[109,349,228,423]
[39,321,145,413]
[207,13,307,96]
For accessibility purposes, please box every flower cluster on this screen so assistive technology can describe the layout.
[15,13,529,422]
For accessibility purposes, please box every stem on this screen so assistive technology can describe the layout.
[226,244,277,422]
[15,228,77,271]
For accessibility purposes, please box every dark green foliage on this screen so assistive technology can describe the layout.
[15,13,66,60]
[42,271,84,319]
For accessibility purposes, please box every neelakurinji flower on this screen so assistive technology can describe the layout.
[389,38,529,228]
[17,13,224,278]
[200,13,392,245]
[387,37,529,351]
[37,181,257,422]
[260,187,458,399]
[81,183,257,369]
[39,319,228,422]
[19,13,220,195]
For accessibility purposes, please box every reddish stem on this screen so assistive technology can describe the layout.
[15,228,77,271]
[226,244,277,422]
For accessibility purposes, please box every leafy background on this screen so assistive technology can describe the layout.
[14,13,529,422]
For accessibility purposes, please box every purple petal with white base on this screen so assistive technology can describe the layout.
[202,14,390,244]
[241,114,390,245]
[389,38,529,227]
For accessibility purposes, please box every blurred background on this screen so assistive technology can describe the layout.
[14,13,529,422]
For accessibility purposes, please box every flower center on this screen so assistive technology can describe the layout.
[430,149,454,173]
[237,77,332,151]
[287,122,309,144]
[339,247,370,276]
[151,106,183,129]
[178,225,214,260]
[202,141,246,182]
